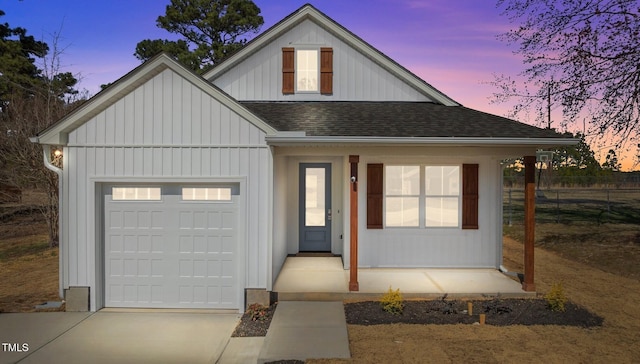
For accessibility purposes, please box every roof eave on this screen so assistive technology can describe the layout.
[265,136,579,148]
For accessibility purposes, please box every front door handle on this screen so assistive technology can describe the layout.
[328,209,332,221]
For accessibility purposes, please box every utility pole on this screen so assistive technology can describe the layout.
[547,82,552,129]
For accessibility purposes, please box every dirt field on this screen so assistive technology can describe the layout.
[0,202,60,312]
[309,237,640,363]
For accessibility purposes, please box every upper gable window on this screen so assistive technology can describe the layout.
[296,49,319,92]
[283,47,333,95]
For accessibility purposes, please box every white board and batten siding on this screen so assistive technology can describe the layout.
[63,68,271,310]
[355,155,503,269]
[212,19,432,102]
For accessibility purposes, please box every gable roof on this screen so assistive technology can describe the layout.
[242,101,577,146]
[34,54,277,145]
[203,3,459,106]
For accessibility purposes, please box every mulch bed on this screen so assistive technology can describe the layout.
[232,298,603,339]
[344,298,604,327]
[232,303,277,337]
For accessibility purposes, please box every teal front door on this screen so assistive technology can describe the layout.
[299,163,332,251]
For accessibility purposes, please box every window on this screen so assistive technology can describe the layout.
[385,166,420,227]
[182,187,232,201]
[296,50,318,92]
[425,166,460,227]
[112,187,161,201]
[282,47,333,94]
[384,165,460,228]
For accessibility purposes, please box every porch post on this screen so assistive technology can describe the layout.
[523,155,536,291]
[349,155,359,291]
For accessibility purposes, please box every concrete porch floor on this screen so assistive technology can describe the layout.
[273,257,533,301]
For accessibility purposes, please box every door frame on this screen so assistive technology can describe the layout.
[298,163,332,251]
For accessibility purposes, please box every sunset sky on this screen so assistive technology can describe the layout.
[2,0,636,170]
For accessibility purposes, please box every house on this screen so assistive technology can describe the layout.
[33,4,575,311]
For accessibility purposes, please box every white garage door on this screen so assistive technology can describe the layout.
[104,185,239,309]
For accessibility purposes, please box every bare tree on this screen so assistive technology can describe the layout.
[491,0,640,149]
[0,28,85,247]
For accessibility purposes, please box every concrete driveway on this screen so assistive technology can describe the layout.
[0,310,240,364]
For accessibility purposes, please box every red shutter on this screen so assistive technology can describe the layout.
[282,47,294,94]
[462,164,479,229]
[320,47,333,95]
[367,163,383,229]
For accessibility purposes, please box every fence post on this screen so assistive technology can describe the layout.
[607,190,610,222]
[508,188,512,226]
[556,190,560,223]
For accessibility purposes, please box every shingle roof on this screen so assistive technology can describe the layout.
[241,101,565,139]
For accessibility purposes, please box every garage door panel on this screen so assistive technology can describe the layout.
[109,235,123,253]
[107,281,165,305]
[108,211,123,228]
[222,211,235,229]
[208,236,221,254]
[194,236,207,253]
[178,280,232,304]
[208,212,221,229]
[137,235,151,253]
[221,285,235,304]
[179,236,194,254]
[104,186,239,309]
[123,211,137,228]
[179,285,206,304]
[222,236,235,254]
[124,236,138,253]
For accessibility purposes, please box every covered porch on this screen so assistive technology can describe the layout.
[273,257,531,301]
[270,150,541,297]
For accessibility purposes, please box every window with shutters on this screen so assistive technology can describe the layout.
[282,47,333,95]
[383,165,462,228]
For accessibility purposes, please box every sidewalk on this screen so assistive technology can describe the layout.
[256,301,350,363]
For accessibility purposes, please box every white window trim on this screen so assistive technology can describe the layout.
[384,165,461,229]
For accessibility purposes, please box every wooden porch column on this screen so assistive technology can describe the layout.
[349,155,359,291]
[523,155,536,291]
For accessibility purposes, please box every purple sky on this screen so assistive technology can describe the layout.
[3,0,634,169]
[2,0,518,110]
